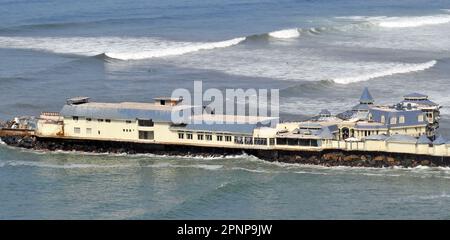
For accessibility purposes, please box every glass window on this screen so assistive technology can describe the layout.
[178,133,184,139]
[390,117,397,124]
[399,115,405,124]
[73,116,78,121]
[269,138,275,145]
[206,135,212,141]
[138,119,154,127]
[105,119,111,123]
[418,115,424,122]
[197,134,204,140]
[187,133,193,139]
[98,119,104,122]
[234,136,243,144]
[139,131,154,140]
[217,135,223,141]
[254,137,267,145]
[74,127,80,134]
[86,118,92,122]
[86,128,92,134]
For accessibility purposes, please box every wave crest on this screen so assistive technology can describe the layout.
[268,28,300,39]
[333,60,437,84]
[0,36,246,60]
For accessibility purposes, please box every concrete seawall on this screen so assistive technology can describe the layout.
[2,135,449,168]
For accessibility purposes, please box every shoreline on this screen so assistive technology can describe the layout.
[2,135,449,168]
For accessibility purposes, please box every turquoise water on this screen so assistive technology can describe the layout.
[1,0,450,219]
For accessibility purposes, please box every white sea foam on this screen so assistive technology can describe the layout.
[333,60,436,84]
[145,163,223,170]
[337,14,450,28]
[230,167,273,173]
[376,15,450,28]
[0,36,245,60]
[268,28,300,39]
[3,160,134,169]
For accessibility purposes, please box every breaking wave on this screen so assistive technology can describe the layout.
[0,26,312,60]
[333,60,437,84]
[0,36,246,60]
[338,14,450,28]
[268,28,300,39]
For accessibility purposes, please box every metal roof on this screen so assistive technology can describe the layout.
[433,135,447,145]
[369,108,426,127]
[60,103,179,122]
[359,87,374,104]
[417,134,432,144]
[403,93,428,99]
[352,103,371,111]
[319,109,331,116]
[400,99,438,106]
[385,134,418,143]
[364,134,389,141]
[318,127,334,139]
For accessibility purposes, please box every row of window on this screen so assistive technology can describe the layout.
[74,127,100,135]
[72,116,153,126]
[177,132,274,145]
[379,115,424,124]
[73,116,112,123]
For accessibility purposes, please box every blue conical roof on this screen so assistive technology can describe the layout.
[417,134,432,144]
[433,135,447,145]
[359,87,374,104]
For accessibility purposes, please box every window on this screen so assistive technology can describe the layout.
[234,136,243,144]
[126,120,132,124]
[390,117,397,125]
[98,119,104,122]
[139,131,154,140]
[225,136,232,142]
[217,135,223,141]
[206,134,212,141]
[138,119,154,127]
[244,137,253,144]
[399,115,405,124]
[98,130,101,135]
[73,116,79,122]
[269,138,275,145]
[197,134,204,140]
[178,133,184,139]
[187,133,193,139]
[86,128,92,134]
[105,119,111,123]
[381,115,385,124]
[254,138,267,145]
[86,118,92,122]
[418,114,424,122]
[74,127,80,134]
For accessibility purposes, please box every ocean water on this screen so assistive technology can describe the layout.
[1,0,450,219]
